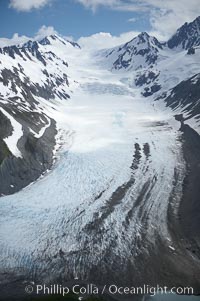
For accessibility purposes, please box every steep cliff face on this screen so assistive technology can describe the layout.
[167,16,200,50]
[158,73,200,123]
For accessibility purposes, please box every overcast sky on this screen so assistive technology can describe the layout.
[0,0,200,49]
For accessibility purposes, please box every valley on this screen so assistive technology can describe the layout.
[0,17,200,300]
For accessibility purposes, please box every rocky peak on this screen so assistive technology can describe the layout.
[22,40,39,50]
[168,15,200,49]
[39,34,81,49]
[123,32,163,51]
[103,32,163,71]
[137,32,150,42]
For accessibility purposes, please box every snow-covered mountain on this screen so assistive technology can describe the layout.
[97,16,200,130]
[99,16,200,73]
[0,34,80,195]
[1,17,200,301]
[99,32,163,71]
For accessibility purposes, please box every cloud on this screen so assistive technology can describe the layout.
[0,33,31,47]
[8,0,200,41]
[2,1,200,50]
[75,0,148,12]
[0,25,58,47]
[77,31,140,50]
[75,0,118,11]
[35,25,57,39]
[127,17,137,23]
[148,0,200,38]
[77,28,171,50]
[0,27,139,50]
[75,0,200,38]
[9,0,52,12]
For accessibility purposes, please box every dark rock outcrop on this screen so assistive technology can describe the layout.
[168,16,200,49]
[157,73,200,121]
[0,108,57,196]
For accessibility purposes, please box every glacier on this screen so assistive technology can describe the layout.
[0,48,186,284]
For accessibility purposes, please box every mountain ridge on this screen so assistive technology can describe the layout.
[0,32,80,195]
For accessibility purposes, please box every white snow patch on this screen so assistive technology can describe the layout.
[0,108,23,158]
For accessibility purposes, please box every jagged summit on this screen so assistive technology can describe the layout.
[0,33,81,65]
[138,31,149,37]
[101,31,163,71]
[123,31,162,49]
[167,15,200,49]
[99,15,200,72]
[39,34,67,46]
[128,31,150,43]
[38,34,81,48]
[0,34,81,53]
